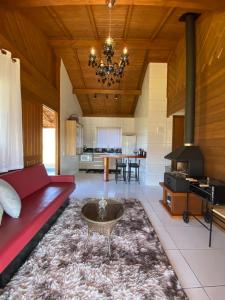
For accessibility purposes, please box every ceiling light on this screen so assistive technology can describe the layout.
[88,0,129,87]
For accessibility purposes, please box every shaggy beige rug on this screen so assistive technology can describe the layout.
[0,198,187,300]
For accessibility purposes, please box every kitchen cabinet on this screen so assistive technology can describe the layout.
[79,153,116,172]
[160,183,202,215]
[65,120,83,156]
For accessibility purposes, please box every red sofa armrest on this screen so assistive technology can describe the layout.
[49,175,75,183]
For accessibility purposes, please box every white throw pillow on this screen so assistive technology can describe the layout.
[0,204,3,225]
[0,179,21,218]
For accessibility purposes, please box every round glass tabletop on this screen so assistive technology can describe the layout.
[81,199,124,224]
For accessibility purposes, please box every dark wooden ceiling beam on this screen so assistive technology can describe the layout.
[2,0,225,10]
[131,50,149,114]
[74,88,141,95]
[123,5,133,40]
[86,5,99,39]
[45,7,73,38]
[72,48,93,113]
[49,38,177,50]
[150,7,175,41]
[83,113,133,117]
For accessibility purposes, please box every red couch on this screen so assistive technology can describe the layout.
[0,164,75,287]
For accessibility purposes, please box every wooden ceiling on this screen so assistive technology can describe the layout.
[2,0,225,117]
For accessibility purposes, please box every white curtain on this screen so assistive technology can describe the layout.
[0,50,24,172]
[97,127,121,148]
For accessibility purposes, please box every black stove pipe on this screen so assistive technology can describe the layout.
[179,13,200,146]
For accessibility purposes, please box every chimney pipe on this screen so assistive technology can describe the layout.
[179,13,200,146]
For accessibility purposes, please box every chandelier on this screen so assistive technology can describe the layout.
[88,0,129,86]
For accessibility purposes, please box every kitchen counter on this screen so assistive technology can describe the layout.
[79,152,121,172]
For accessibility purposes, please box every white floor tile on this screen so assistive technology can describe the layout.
[181,249,225,286]
[153,226,177,250]
[74,173,225,293]
[184,288,210,300]
[166,226,212,250]
[204,286,225,300]
[165,250,201,288]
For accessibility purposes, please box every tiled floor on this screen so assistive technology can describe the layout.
[75,172,225,300]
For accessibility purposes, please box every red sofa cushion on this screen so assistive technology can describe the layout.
[0,181,75,273]
[0,165,51,199]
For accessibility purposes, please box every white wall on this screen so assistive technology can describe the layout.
[135,63,172,185]
[82,117,135,148]
[60,60,82,175]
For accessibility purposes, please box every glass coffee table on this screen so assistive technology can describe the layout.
[81,198,124,256]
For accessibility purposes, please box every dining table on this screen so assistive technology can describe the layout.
[102,154,146,181]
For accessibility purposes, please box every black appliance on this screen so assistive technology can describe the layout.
[164,13,204,191]
[165,145,203,177]
[83,147,94,153]
[190,179,225,205]
[83,147,122,154]
[164,172,190,192]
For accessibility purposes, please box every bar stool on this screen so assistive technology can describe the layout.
[115,159,127,183]
[128,159,140,183]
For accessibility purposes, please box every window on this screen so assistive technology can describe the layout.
[96,127,121,148]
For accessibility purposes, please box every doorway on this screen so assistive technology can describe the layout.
[42,105,57,175]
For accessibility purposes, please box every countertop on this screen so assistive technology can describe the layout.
[101,154,146,159]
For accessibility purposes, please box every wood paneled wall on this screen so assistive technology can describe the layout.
[167,38,185,116]
[22,99,42,167]
[167,12,225,181]
[0,8,59,167]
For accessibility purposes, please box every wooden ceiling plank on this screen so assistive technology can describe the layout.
[86,5,99,39]
[45,7,73,38]
[49,38,177,50]
[72,47,93,113]
[83,113,133,117]
[74,88,141,95]
[123,5,133,40]
[131,49,149,113]
[150,7,175,41]
[2,0,225,10]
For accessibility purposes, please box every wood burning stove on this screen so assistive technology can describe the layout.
[164,13,204,192]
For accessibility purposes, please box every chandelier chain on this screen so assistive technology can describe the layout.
[88,0,129,87]
[109,6,111,38]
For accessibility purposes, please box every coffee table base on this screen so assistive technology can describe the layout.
[81,199,124,256]
[86,226,113,256]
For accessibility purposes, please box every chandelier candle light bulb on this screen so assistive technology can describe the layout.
[123,47,128,55]
[90,48,96,55]
[106,37,113,45]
